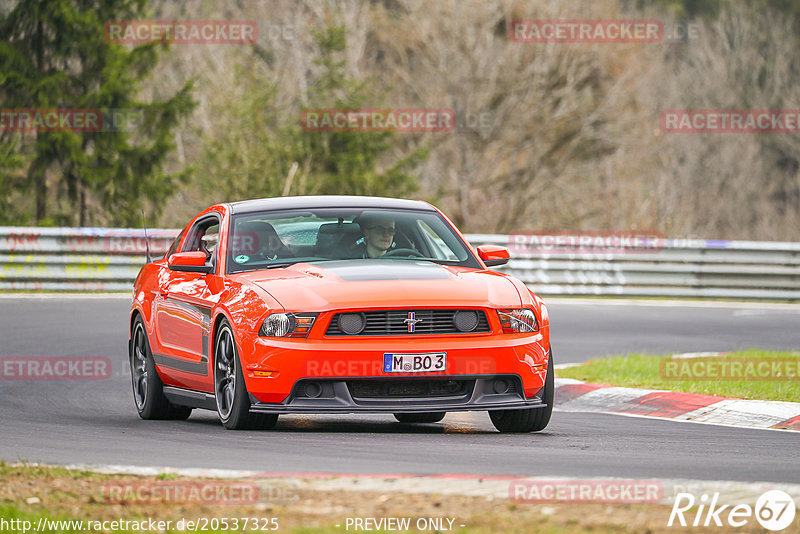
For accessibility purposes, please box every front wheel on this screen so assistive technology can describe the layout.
[489,347,554,433]
[393,412,445,424]
[214,320,278,430]
[130,317,192,420]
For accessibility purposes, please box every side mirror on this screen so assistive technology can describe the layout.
[168,251,213,274]
[477,245,510,267]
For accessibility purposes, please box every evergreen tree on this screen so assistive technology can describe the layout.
[200,25,425,203]
[0,0,194,225]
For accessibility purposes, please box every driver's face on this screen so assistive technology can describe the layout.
[365,222,395,252]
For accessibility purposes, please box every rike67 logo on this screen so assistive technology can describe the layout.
[668,490,796,531]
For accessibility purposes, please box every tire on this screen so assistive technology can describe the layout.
[214,320,278,430]
[393,412,446,424]
[130,316,192,420]
[489,347,554,433]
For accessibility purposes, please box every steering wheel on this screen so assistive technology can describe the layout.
[383,248,425,258]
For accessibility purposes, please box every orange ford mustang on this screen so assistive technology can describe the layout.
[128,196,552,432]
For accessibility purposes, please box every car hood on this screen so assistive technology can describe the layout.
[235,259,522,311]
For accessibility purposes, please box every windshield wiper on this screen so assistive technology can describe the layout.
[233,262,295,273]
[263,262,296,269]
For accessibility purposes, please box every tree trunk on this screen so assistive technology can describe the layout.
[30,159,46,224]
[79,184,86,227]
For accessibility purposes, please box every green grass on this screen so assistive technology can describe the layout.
[556,349,800,402]
[0,461,100,480]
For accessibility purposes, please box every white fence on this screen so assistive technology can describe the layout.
[1,227,799,301]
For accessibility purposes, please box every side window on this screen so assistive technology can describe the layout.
[417,220,459,261]
[181,216,221,270]
[165,228,186,258]
[201,223,220,255]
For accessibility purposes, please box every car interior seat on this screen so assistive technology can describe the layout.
[236,221,293,258]
[314,222,363,258]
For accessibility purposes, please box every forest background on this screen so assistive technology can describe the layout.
[2,0,799,241]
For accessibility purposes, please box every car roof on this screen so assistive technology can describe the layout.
[227,195,435,215]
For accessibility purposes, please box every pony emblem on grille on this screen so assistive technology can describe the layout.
[403,312,423,333]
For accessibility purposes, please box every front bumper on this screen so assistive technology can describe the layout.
[240,331,550,404]
[249,374,548,414]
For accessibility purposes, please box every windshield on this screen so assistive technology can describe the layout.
[226,208,480,273]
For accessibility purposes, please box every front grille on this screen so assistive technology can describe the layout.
[326,309,490,336]
[347,379,473,399]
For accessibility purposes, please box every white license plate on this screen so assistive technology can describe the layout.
[383,352,446,373]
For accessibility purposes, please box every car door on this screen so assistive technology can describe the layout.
[154,214,221,392]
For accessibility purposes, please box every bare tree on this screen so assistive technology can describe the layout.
[141,0,800,241]
[365,0,647,232]
[641,3,800,240]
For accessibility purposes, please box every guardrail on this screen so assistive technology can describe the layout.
[1,227,799,301]
[472,234,800,301]
[0,227,175,292]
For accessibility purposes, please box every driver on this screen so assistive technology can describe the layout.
[352,214,396,258]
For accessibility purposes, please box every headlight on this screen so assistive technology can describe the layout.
[498,309,539,333]
[259,313,317,338]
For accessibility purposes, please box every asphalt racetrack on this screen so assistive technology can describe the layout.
[1,296,799,483]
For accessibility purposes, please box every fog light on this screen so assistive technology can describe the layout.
[493,378,509,394]
[303,382,323,398]
[338,312,366,335]
[453,310,479,332]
